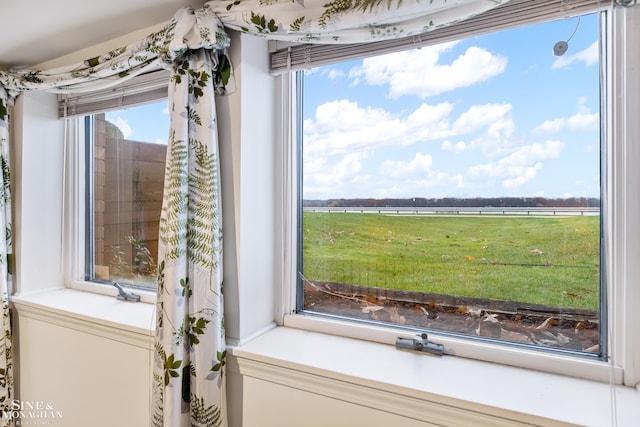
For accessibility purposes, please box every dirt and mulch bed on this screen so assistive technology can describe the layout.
[303,280,600,353]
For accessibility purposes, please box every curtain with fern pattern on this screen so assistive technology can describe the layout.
[151,11,229,427]
[0,6,233,427]
[208,0,511,44]
[0,88,14,427]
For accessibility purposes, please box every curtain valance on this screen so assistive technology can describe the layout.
[0,5,234,103]
[207,0,510,44]
[0,0,513,104]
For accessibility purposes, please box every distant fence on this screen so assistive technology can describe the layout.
[303,206,600,216]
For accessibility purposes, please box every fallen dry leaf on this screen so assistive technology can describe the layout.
[363,293,378,304]
[361,305,383,314]
[483,313,499,323]
[388,306,406,324]
[501,329,533,344]
[584,343,599,352]
[536,317,558,330]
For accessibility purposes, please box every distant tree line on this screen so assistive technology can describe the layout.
[303,197,600,208]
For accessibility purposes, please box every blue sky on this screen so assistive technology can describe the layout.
[105,12,600,201]
[302,13,600,200]
[106,100,169,146]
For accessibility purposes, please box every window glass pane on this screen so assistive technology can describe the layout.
[89,100,169,289]
[300,13,602,354]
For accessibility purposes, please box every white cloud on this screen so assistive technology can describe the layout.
[453,174,467,189]
[532,97,599,134]
[303,98,516,197]
[304,100,515,167]
[303,152,369,196]
[468,140,565,189]
[371,170,462,199]
[454,141,468,153]
[442,140,470,153]
[304,100,405,158]
[308,99,396,133]
[404,102,455,140]
[304,99,514,161]
[349,44,507,99]
[441,141,453,151]
[566,112,598,131]
[452,104,512,134]
[325,69,345,79]
[533,118,565,134]
[107,116,132,139]
[552,41,598,70]
[380,153,433,178]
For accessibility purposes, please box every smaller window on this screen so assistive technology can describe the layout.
[85,101,169,289]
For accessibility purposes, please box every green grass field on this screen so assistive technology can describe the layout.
[303,212,600,311]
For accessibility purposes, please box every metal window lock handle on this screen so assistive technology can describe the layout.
[395,333,444,356]
[113,282,141,302]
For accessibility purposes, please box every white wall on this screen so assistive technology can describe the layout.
[12,92,65,294]
[217,31,277,427]
[17,317,149,427]
[242,377,433,427]
[218,31,276,346]
[14,291,153,427]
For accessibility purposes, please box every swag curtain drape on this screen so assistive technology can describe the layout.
[0,6,233,427]
[151,13,228,426]
[206,0,510,44]
[0,0,511,426]
[0,88,13,421]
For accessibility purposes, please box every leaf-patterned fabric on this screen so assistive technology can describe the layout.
[207,0,510,44]
[0,5,234,101]
[0,87,13,427]
[151,33,227,427]
[0,5,233,427]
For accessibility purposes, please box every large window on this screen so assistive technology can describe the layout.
[84,100,169,289]
[298,12,604,356]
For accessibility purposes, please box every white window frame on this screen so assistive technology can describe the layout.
[277,3,640,387]
[64,115,157,304]
[60,72,170,305]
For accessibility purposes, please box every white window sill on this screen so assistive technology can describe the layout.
[284,313,621,384]
[69,280,157,304]
[11,288,155,349]
[231,326,640,426]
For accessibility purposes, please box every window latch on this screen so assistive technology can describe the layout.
[395,333,444,356]
[113,282,141,303]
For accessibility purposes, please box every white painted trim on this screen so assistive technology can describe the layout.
[68,280,157,304]
[284,313,621,384]
[225,321,278,347]
[238,358,567,427]
[11,288,155,349]
[610,3,640,388]
[233,326,640,427]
